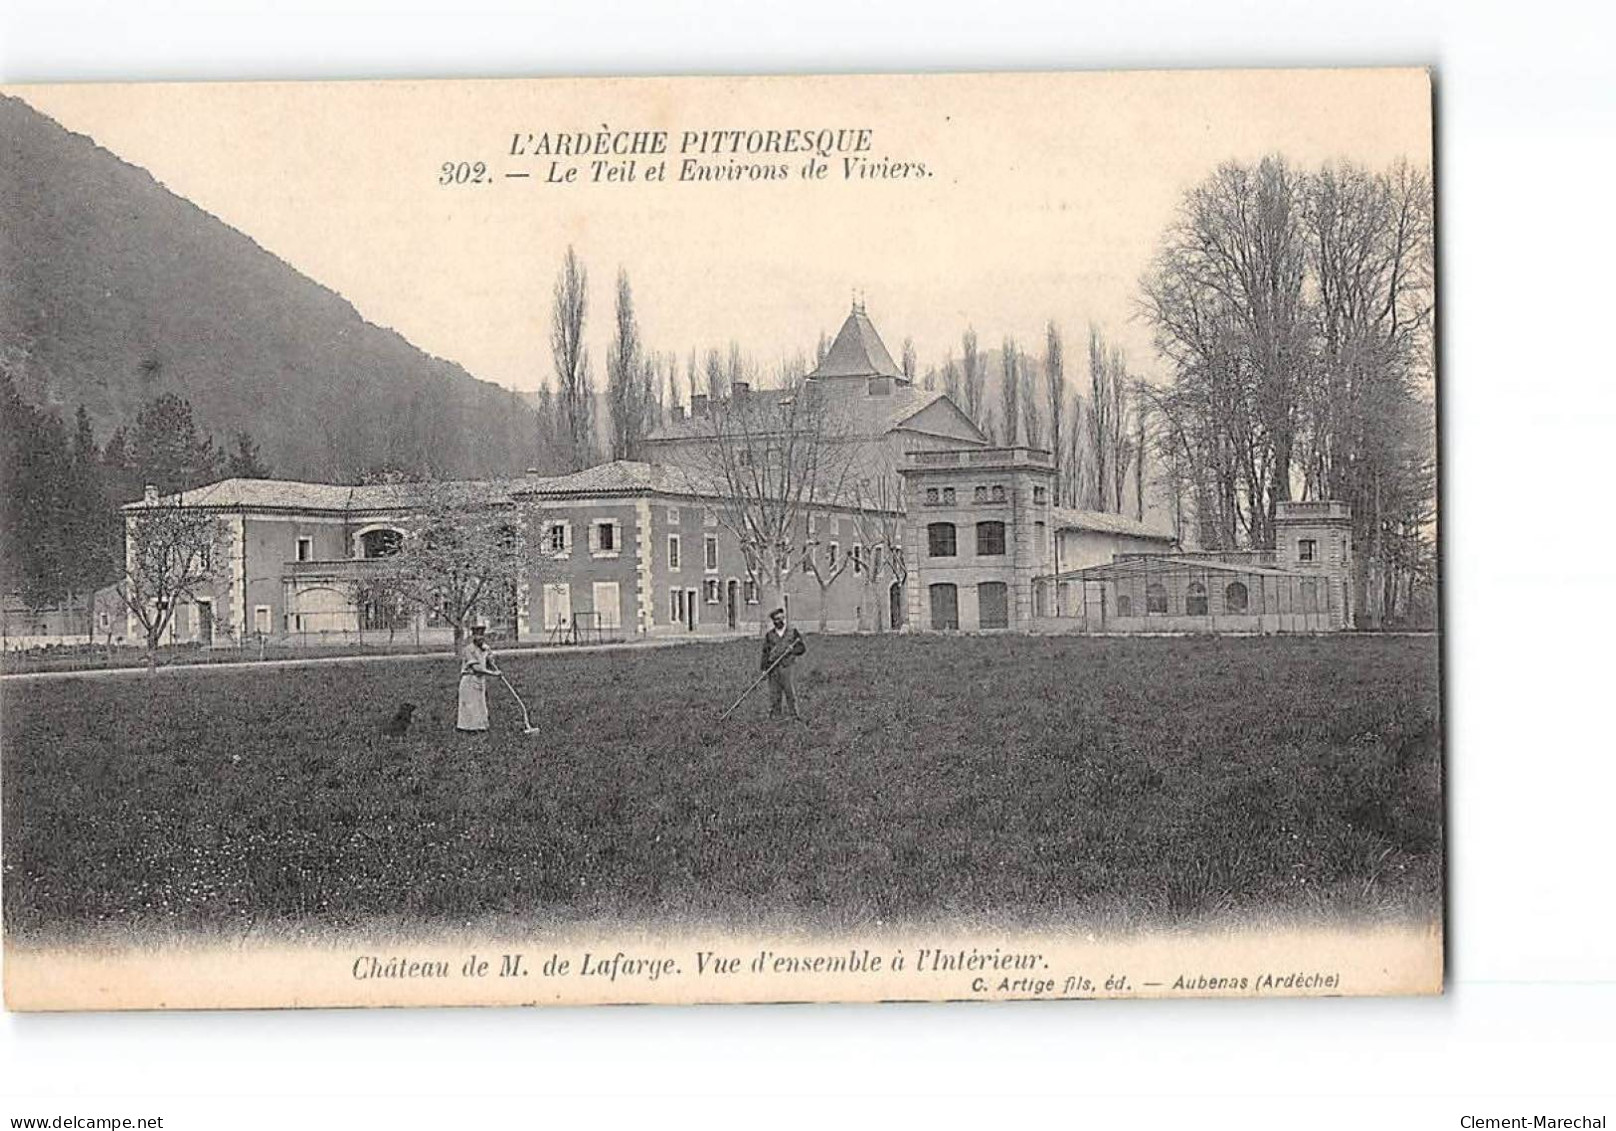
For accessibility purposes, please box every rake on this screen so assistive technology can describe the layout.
[497,672,543,736]
[718,648,794,722]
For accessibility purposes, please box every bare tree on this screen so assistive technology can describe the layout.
[800,512,852,632]
[940,353,961,403]
[961,329,986,433]
[842,453,909,630]
[1111,375,1133,514]
[1140,156,1309,547]
[1133,379,1148,520]
[1300,159,1434,625]
[1139,153,1434,618]
[1086,326,1133,512]
[704,348,726,399]
[1044,321,1066,498]
[687,374,859,625]
[1020,350,1044,450]
[1063,386,1089,509]
[900,337,917,382]
[606,268,656,461]
[373,478,527,652]
[115,503,229,670]
[999,337,1021,446]
[550,246,596,471]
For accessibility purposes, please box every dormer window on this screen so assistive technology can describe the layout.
[867,376,893,396]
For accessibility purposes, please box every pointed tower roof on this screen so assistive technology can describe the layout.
[808,301,907,381]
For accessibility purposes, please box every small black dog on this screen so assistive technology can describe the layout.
[380,702,417,737]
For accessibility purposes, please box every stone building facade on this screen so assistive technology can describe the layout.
[113,305,1354,648]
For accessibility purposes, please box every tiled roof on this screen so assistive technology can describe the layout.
[517,460,737,501]
[645,380,954,444]
[1050,505,1176,541]
[808,306,905,380]
[516,460,671,496]
[123,476,550,513]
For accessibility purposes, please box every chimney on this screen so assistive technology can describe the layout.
[143,484,159,505]
[672,405,686,422]
[691,394,709,417]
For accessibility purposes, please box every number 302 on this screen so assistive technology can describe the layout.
[438,161,488,185]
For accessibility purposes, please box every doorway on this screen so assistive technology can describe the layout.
[726,579,738,630]
[888,581,904,630]
[928,583,958,630]
[196,599,214,646]
[978,582,1009,629]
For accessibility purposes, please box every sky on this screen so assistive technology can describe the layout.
[8,69,1432,395]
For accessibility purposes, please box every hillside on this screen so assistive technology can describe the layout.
[0,95,540,487]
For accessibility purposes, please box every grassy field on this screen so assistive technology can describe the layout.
[1,634,1442,940]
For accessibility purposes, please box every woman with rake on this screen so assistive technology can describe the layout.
[456,623,500,734]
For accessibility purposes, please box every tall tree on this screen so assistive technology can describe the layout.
[227,431,271,478]
[1141,156,1309,548]
[550,246,596,471]
[1133,380,1148,521]
[999,338,1021,446]
[961,329,986,433]
[1020,350,1044,450]
[1086,326,1133,512]
[606,268,656,461]
[1299,159,1435,625]
[1063,387,1088,509]
[941,355,961,403]
[128,393,220,495]
[900,337,917,382]
[1043,322,1066,502]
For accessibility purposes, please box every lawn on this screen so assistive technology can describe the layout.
[1,634,1442,941]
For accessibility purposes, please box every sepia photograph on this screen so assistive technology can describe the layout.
[0,68,1441,1010]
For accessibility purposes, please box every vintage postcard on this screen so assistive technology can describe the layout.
[0,69,1440,1010]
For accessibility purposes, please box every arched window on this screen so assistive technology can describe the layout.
[359,527,403,558]
[1116,593,1132,617]
[975,521,1006,556]
[1187,581,1208,616]
[1225,581,1249,613]
[1146,582,1168,614]
[927,522,957,558]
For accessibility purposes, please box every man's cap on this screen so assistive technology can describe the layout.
[769,607,785,617]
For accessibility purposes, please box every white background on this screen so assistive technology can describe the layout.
[2,1,1613,1126]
